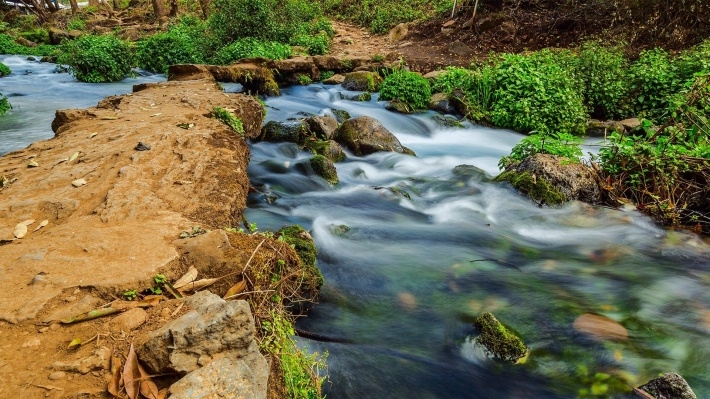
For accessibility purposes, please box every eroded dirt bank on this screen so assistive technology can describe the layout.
[0,77,264,397]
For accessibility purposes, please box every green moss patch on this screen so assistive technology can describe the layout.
[0,62,10,77]
[276,225,323,291]
[495,170,567,205]
[474,312,528,363]
[309,155,339,184]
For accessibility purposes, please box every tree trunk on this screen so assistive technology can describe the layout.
[88,0,99,7]
[169,0,178,17]
[43,0,58,13]
[69,0,79,14]
[198,0,209,18]
[151,0,166,20]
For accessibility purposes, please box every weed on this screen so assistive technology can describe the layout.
[0,62,10,77]
[137,17,206,74]
[123,290,137,301]
[212,107,245,136]
[379,68,432,111]
[371,53,385,62]
[298,74,313,85]
[499,132,583,169]
[319,70,335,81]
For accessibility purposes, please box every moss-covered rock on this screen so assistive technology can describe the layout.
[304,115,338,140]
[0,62,10,77]
[639,372,697,399]
[342,71,383,92]
[350,92,372,102]
[495,170,567,205]
[304,139,346,162]
[385,99,412,114]
[276,225,323,304]
[334,116,416,156]
[331,109,351,123]
[474,312,528,363]
[259,121,310,145]
[308,155,338,184]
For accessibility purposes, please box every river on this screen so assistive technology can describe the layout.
[3,55,710,398]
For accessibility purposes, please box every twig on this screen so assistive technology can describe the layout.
[470,258,522,271]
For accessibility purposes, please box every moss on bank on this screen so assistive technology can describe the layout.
[0,62,10,77]
[495,170,567,205]
[474,312,528,363]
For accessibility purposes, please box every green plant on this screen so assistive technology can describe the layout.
[0,34,55,56]
[58,34,134,83]
[319,70,334,81]
[0,62,10,77]
[298,74,313,85]
[489,52,588,136]
[67,17,87,31]
[213,38,292,64]
[290,33,330,55]
[371,53,385,62]
[123,290,138,301]
[576,41,629,119]
[19,28,49,44]
[212,107,245,136]
[379,68,432,111]
[626,48,684,122]
[499,132,583,169]
[137,18,206,74]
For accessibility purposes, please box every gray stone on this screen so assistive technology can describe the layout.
[304,115,338,140]
[639,372,697,399]
[423,70,447,80]
[168,355,267,399]
[620,117,642,131]
[389,23,408,43]
[342,71,382,92]
[136,292,262,375]
[428,92,456,114]
[334,116,415,156]
[322,74,345,85]
[259,121,310,145]
[52,347,111,374]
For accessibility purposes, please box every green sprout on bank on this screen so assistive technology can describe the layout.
[212,106,245,136]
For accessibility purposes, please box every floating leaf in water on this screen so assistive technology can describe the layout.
[88,132,98,139]
[123,344,140,399]
[179,277,220,292]
[13,223,28,239]
[61,307,121,324]
[33,220,49,232]
[28,160,39,168]
[68,338,82,349]
[224,280,247,300]
[173,266,198,289]
[573,313,628,341]
[72,178,87,187]
[68,152,79,162]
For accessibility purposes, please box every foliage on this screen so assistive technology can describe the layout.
[213,38,292,64]
[0,34,55,56]
[626,48,684,122]
[496,170,568,205]
[19,28,49,44]
[58,34,134,83]
[379,68,432,111]
[137,18,206,74]
[298,74,313,85]
[489,51,588,136]
[597,74,710,232]
[66,17,87,31]
[319,70,334,81]
[499,132,583,169]
[0,94,9,115]
[290,33,330,55]
[0,61,10,77]
[575,41,629,119]
[321,0,453,34]
[212,106,245,136]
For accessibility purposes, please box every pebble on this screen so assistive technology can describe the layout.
[22,337,41,348]
[64,296,77,302]
[48,371,66,380]
[108,308,147,331]
[49,323,61,331]
[71,178,87,187]
[38,327,49,333]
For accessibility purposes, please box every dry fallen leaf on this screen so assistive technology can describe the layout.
[138,361,160,399]
[179,277,220,292]
[108,351,122,397]
[20,219,35,226]
[68,152,79,162]
[101,116,120,120]
[68,338,82,349]
[224,280,247,300]
[150,113,161,117]
[27,160,39,168]
[61,307,121,324]
[157,388,168,399]
[173,266,198,289]
[33,220,49,232]
[13,223,28,239]
[632,387,655,399]
[123,344,141,399]
[88,132,98,139]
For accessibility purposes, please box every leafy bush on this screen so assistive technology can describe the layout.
[626,48,683,122]
[677,38,710,81]
[58,34,134,83]
[379,69,432,110]
[213,38,292,64]
[576,42,629,119]
[137,18,206,73]
[322,0,453,34]
[19,28,49,44]
[67,17,87,31]
[0,94,9,115]
[0,34,55,56]
[0,62,10,77]
[499,132,583,169]
[290,33,329,55]
[489,52,588,135]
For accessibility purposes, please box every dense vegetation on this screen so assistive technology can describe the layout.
[317,0,453,33]
[57,34,134,83]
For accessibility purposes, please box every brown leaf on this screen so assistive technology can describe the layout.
[173,266,198,289]
[123,344,141,399]
[157,388,168,399]
[223,280,247,300]
[138,361,159,399]
[632,387,656,399]
[108,352,122,397]
[33,220,49,232]
[179,277,220,292]
[162,282,183,299]
[61,307,122,324]
[20,219,36,226]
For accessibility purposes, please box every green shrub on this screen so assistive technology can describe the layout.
[626,48,683,122]
[0,62,10,77]
[0,34,55,56]
[137,19,206,73]
[58,34,134,83]
[576,42,629,119]
[677,38,710,81]
[290,33,329,55]
[67,17,87,31]
[432,66,476,94]
[322,0,453,34]
[0,94,9,115]
[319,70,334,81]
[489,52,587,136]
[19,28,49,44]
[499,132,583,169]
[379,69,431,111]
[213,38,292,64]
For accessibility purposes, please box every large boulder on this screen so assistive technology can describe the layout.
[305,139,346,162]
[136,291,267,382]
[389,23,408,42]
[496,154,602,205]
[585,119,625,137]
[297,155,338,184]
[333,116,415,156]
[638,372,697,399]
[342,71,383,92]
[304,115,338,140]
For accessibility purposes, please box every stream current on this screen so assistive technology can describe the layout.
[2,55,710,398]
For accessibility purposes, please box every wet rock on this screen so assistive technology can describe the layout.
[331,109,351,123]
[322,73,345,85]
[15,37,38,47]
[474,312,528,363]
[108,308,147,332]
[350,92,372,102]
[305,139,346,163]
[275,226,322,313]
[585,120,625,137]
[342,71,382,92]
[304,115,338,140]
[620,117,642,131]
[389,23,409,42]
[333,116,415,156]
[136,291,263,375]
[432,115,463,128]
[169,356,267,399]
[496,154,602,205]
[385,99,412,114]
[259,121,310,145]
[452,164,490,182]
[573,313,628,341]
[428,92,456,114]
[638,372,697,399]
[52,347,111,374]
[307,155,338,184]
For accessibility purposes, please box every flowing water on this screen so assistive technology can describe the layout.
[3,56,710,398]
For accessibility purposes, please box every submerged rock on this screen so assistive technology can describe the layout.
[305,139,346,162]
[331,109,351,123]
[298,155,338,184]
[496,154,602,205]
[638,372,697,399]
[473,312,528,363]
[333,116,415,156]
